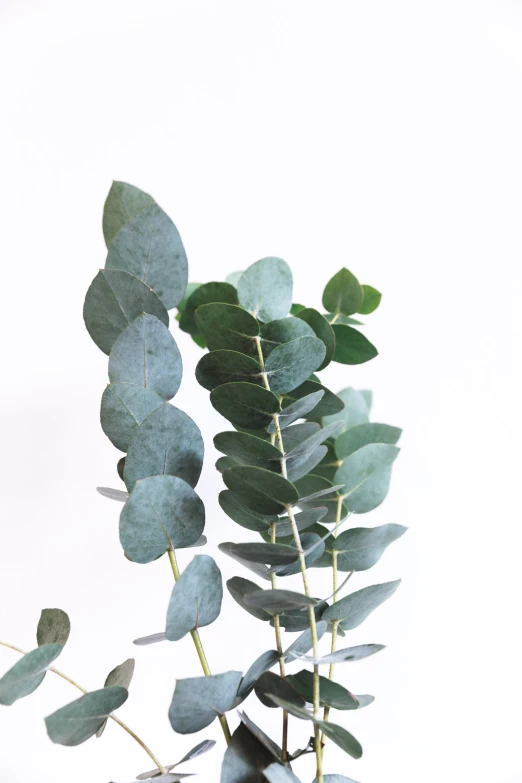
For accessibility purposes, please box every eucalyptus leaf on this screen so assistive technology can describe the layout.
[211,383,280,429]
[325,314,363,326]
[322,388,370,432]
[282,620,327,662]
[263,764,302,783]
[222,466,298,515]
[260,317,314,357]
[84,270,169,355]
[214,431,282,471]
[236,650,279,700]
[169,671,242,733]
[108,314,182,400]
[283,380,344,418]
[0,644,63,705]
[274,507,327,538]
[97,658,136,738]
[268,391,324,432]
[275,601,328,632]
[286,670,359,710]
[226,271,243,286]
[220,542,299,566]
[117,457,126,481]
[335,443,400,513]
[133,632,167,646]
[314,775,361,783]
[120,475,205,563]
[354,694,375,708]
[216,456,240,473]
[195,303,259,355]
[295,308,335,370]
[333,524,407,571]
[288,643,385,665]
[254,672,305,709]
[264,337,326,394]
[180,282,238,334]
[322,268,364,316]
[237,712,282,761]
[332,324,378,365]
[166,556,223,641]
[244,589,317,614]
[219,491,275,533]
[196,350,262,391]
[294,475,347,523]
[281,422,320,453]
[45,687,128,746]
[335,423,402,460]
[124,404,204,491]
[271,532,325,576]
[285,421,342,464]
[136,740,216,780]
[220,722,278,783]
[97,487,129,503]
[237,257,292,322]
[358,284,382,314]
[37,609,70,647]
[218,543,271,581]
[100,384,165,452]
[227,577,272,621]
[322,580,401,629]
[103,181,155,247]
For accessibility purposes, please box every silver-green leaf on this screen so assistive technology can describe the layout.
[166,556,223,641]
[0,644,63,705]
[169,672,242,733]
[45,687,128,746]
[37,609,70,647]
[100,384,164,452]
[238,257,293,322]
[322,580,401,629]
[103,181,155,248]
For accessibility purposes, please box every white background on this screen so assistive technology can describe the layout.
[0,1,521,781]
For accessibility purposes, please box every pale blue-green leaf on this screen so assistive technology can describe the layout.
[218,543,271,581]
[133,632,167,646]
[105,205,188,310]
[245,589,317,614]
[103,181,155,247]
[100,384,164,452]
[108,314,182,400]
[283,380,344,419]
[45,687,128,746]
[214,431,282,471]
[236,650,279,701]
[355,694,375,708]
[268,391,324,432]
[166,556,223,641]
[84,270,169,355]
[238,257,292,322]
[264,337,326,394]
[37,610,70,647]
[136,740,216,779]
[274,601,328,632]
[227,577,272,621]
[334,523,407,571]
[335,422,402,460]
[169,672,242,733]
[288,643,385,665]
[120,475,205,563]
[281,422,320,453]
[322,387,369,432]
[0,644,63,705]
[263,763,302,782]
[238,712,282,761]
[323,580,401,629]
[124,405,204,491]
[226,271,243,287]
[335,443,400,513]
[271,533,325,576]
[96,658,136,737]
[282,621,327,663]
[97,487,129,503]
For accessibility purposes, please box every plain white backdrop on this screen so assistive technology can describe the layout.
[0,1,521,781]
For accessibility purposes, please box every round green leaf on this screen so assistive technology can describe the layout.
[295,308,335,370]
[196,350,262,391]
[332,324,378,365]
[45,687,128,746]
[260,317,314,357]
[322,268,364,316]
[358,284,382,315]
[334,443,400,513]
[323,580,401,629]
[108,314,182,400]
[333,523,407,571]
[84,270,169,355]
[166,555,223,641]
[227,576,272,621]
[264,337,326,394]
[238,257,293,322]
[226,270,243,287]
[195,303,259,354]
[264,764,303,783]
[120,475,205,563]
[222,466,298,515]
[219,490,275,532]
[179,282,238,334]
[37,609,70,647]
[335,422,402,460]
[100,384,164,452]
[104,659,135,689]
[211,383,280,429]
[214,431,282,471]
[0,644,63,705]
[254,672,305,709]
[105,205,188,310]
[124,404,204,491]
[169,671,242,734]
[103,181,155,248]
[287,670,359,710]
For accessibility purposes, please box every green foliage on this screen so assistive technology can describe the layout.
[322,580,401,629]
[46,688,128,746]
[179,281,238,334]
[237,257,293,321]
[37,609,71,647]
[331,324,378,365]
[0,644,63,705]
[100,384,164,452]
[103,181,155,248]
[166,556,223,641]
[169,672,242,733]
[358,284,382,314]
[322,268,364,316]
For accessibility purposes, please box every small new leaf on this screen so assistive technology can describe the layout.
[37,609,70,647]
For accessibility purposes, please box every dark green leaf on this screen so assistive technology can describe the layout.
[103,181,155,248]
[220,542,299,566]
[335,423,402,460]
[282,621,327,662]
[323,580,401,629]
[219,491,275,532]
[290,303,305,315]
[45,687,128,746]
[322,387,369,432]
[124,405,204,491]
[120,475,205,563]
[227,576,272,621]
[218,543,271,581]
[358,285,382,315]
[283,380,344,418]
[275,601,328,632]
[196,350,262,391]
[238,711,282,760]
[216,456,240,473]
[180,282,238,334]
[0,644,63,705]
[83,270,168,355]
[211,383,280,429]
[244,589,317,614]
[268,391,324,432]
[238,257,293,322]
[274,507,327,538]
[285,422,342,480]
[100,384,164,452]
[332,324,378,365]
[264,764,302,783]
[333,524,407,571]
[195,303,259,354]
[169,671,242,733]
[287,670,359,709]
[281,422,320,452]
[37,609,70,647]
[272,533,325,576]
[214,431,282,471]
[166,556,223,641]
[254,672,305,709]
[221,722,277,783]
[295,308,335,370]
[265,338,326,394]
[260,317,314,357]
[117,457,126,481]
[223,466,298,515]
[236,650,279,700]
[294,475,347,523]
[97,486,129,503]
[325,314,363,326]
[335,443,400,513]
[105,205,187,310]
[108,314,182,401]
[322,268,363,316]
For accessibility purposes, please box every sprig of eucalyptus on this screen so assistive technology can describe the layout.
[0,181,405,783]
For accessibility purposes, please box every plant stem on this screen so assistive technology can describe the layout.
[0,640,166,774]
[271,521,289,760]
[254,336,323,782]
[167,549,232,745]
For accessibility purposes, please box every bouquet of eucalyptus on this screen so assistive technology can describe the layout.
[0,182,405,783]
